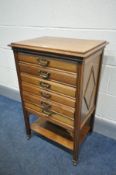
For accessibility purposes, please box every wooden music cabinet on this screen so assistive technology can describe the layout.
[10,37,107,165]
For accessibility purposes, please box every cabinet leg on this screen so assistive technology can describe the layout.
[72,141,80,166]
[26,135,31,140]
[89,111,95,133]
[23,109,31,137]
[72,159,78,166]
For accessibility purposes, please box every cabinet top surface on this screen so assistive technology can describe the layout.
[10,36,107,58]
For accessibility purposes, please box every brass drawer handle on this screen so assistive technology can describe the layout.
[41,92,51,99]
[41,101,51,109]
[40,82,51,89]
[42,109,52,116]
[38,70,50,80]
[37,58,49,67]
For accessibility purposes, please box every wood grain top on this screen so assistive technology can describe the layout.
[10,36,107,57]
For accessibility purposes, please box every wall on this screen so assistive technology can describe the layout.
[0,0,116,129]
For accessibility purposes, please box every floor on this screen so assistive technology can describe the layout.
[0,95,116,175]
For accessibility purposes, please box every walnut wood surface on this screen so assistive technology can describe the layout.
[21,73,76,98]
[24,102,73,124]
[81,53,101,123]
[18,53,78,73]
[31,119,74,150]
[13,51,31,137]
[73,62,84,163]
[25,103,74,131]
[19,62,77,86]
[11,36,107,58]
[31,118,90,150]
[21,82,76,108]
[23,91,75,118]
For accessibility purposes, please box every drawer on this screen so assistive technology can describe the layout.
[18,53,77,73]
[21,73,76,98]
[24,102,74,130]
[21,82,76,108]
[22,91,75,118]
[19,62,77,86]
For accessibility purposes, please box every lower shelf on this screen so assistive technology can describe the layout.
[31,118,90,150]
[31,119,73,150]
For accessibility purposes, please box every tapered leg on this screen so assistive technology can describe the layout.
[23,109,31,139]
[72,156,78,166]
[89,110,95,133]
[72,143,80,165]
[72,129,80,166]
[72,64,83,166]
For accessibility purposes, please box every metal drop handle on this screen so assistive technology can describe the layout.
[39,81,51,89]
[41,92,51,99]
[38,70,50,79]
[37,58,49,67]
[42,109,52,116]
[40,101,51,109]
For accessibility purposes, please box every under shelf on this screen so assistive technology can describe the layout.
[31,119,73,150]
[31,118,90,150]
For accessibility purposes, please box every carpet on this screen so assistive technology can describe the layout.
[0,95,116,175]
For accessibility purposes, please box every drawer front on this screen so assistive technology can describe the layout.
[21,82,75,108]
[18,53,77,73]
[19,62,77,86]
[22,91,74,118]
[21,73,76,98]
[24,102,74,130]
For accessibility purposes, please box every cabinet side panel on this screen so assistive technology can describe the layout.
[81,50,103,124]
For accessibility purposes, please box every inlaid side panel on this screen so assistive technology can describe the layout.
[81,52,102,123]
